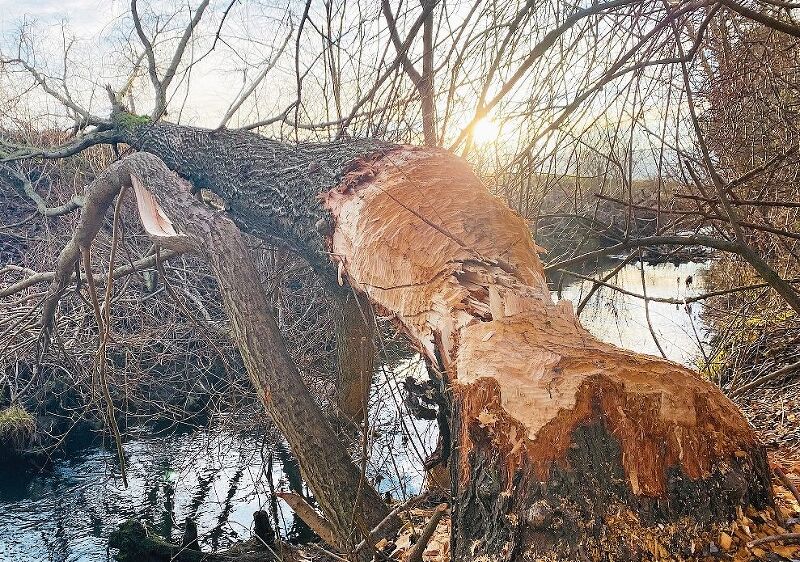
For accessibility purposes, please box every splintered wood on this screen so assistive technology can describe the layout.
[383,506,452,562]
[323,147,761,496]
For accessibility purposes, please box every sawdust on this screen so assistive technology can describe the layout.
[378,506,452,561]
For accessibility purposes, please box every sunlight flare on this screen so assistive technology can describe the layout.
[471,117,500,144]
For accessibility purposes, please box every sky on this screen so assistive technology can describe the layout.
[0,0,686,176]
[0,0,109,31]
[0,0,299,128]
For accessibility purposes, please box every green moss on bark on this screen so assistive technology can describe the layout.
[113,112,152,132]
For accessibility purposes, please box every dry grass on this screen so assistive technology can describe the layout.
[0,404,35,447]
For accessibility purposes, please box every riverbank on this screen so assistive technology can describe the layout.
[0,354,251,466]
[0,356,435,561]
[693,256,799,456]
[108,448,800,562]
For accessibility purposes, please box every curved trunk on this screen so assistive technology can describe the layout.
[40,154,394,552]
[195,204,388,550]
[322,146,772,560]
[119,120,381,425]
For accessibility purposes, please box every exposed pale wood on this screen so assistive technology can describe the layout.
[325,147,758,492]
[324,146,772,559]
[276,492,338,547]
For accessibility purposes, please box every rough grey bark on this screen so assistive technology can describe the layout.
[334,292,376,425]
[114,116,387,426]
[115,116,394,290]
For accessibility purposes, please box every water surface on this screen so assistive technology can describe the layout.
[554,260,710,366]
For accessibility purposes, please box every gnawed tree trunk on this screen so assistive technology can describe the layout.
[109,118,772,559]
[39,154,394,552]
[322,147,773,560]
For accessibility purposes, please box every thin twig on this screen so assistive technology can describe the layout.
[748,533,800,548]
[774,467,800,505]
[730,360,800,398]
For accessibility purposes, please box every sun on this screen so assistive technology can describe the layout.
[472,118,500,145]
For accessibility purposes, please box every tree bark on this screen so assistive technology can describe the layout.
[181,192,389,551]
[322,146,773,560]
[334,292,376,426]
[117,118,383,424]
[115,117,392,290]
[419,0,437,147]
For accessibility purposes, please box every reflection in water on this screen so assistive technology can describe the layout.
[0,361,436,562]
[0,430,288,562]
[553,260,710,366]
[0,260,707,561]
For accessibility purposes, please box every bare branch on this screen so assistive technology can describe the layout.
[1,130,120,162]
[0,163,84,216]
[218,22,294,128]
[130,0,211,120]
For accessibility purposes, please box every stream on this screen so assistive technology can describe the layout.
[555,259,711,367]
[0,259,711,562]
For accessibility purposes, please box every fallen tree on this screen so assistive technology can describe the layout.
[116,115,385,426]
[36,114,772,559]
